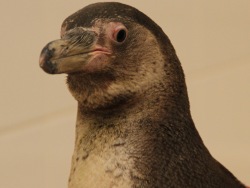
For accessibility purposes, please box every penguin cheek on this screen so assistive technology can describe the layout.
[82,53,110,72]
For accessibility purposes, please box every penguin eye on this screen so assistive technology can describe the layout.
[114,29,127,43]
[116,29,126,42]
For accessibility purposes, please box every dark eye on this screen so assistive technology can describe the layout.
[116,29,127,43]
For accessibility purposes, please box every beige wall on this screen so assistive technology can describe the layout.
[0,1,249,187]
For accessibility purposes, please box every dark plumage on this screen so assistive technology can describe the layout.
[39,2,247,188]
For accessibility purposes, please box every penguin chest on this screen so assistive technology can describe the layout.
[68,142,133,188]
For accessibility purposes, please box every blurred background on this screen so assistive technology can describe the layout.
[0,0,249,187]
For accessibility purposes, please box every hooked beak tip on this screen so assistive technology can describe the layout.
[39,47,58,74]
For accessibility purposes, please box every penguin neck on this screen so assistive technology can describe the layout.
[74,86,195,153]
[76,87,179,124]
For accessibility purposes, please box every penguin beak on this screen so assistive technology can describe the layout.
[39,28,111,74]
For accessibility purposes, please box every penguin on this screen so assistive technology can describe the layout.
[39,2,248,188]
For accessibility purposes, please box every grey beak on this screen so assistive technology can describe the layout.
[39,28,98,74]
